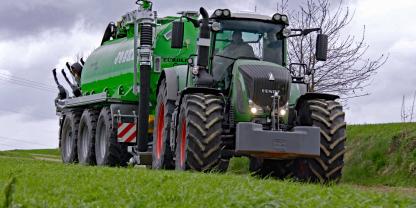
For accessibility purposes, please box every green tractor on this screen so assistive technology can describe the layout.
[54,1,346,182]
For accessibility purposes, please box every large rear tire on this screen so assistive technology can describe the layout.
[293,99,346,182]
[77,109,98,165]
[152,80,175,169]
[95,107,131,166]
[175,94,228,172]
[60,112,81,164]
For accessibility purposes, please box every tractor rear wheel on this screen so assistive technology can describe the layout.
[152,80,175,169]
[77,109,98,165]
[60,112,81,164]
[293,99,346,182]
[175,94,228,172]
[95,107,131,166]
[249,158,292,179]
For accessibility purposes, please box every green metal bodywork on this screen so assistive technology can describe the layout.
[79,13,306,125]
[81,19,198,113]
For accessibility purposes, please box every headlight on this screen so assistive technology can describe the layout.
[214,9,223,17]
[281,15,288,23]
[282,28,291,37]
[249,99,263,115]
[211,22,222,32]
[223,9,231,17]
[273,13,281,21]
[279,109,287,116]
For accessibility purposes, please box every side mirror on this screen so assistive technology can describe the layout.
[315,34,328,61]
[171,21,184,48]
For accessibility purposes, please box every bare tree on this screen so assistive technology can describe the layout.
[401,95,408,122]
[410,91,416,122]
[277,0,387,98]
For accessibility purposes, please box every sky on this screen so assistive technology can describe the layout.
[0,0,415,150]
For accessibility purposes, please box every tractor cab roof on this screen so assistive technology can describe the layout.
[211,9,289,25]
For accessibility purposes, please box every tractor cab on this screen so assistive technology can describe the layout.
[208,11,289,87]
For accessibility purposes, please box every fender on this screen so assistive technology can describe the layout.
[156,70,179,102]
[295,92,340,110]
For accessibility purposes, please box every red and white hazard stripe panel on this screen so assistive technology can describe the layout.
[117,122,137,143]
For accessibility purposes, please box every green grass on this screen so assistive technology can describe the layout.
[343,123,416,187]
[0,157,415,208]
[1,123,416,207]
[0,149,60,159]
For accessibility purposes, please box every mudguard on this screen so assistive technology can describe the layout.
[157,70,179,102]
[295,92,340,110]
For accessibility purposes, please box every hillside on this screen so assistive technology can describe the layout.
[343,123,416,187]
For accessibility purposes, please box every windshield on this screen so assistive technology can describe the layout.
[212,20,284,82]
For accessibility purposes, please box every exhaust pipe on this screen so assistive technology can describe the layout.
[197,7,210,69]
[195,7,214,87]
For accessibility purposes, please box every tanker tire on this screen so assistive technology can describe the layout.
[95,107,131,166]
[175,94,229,172]
[249,158,293,179]
[77,109,99,165]
[60,112,81,164]
[152,80,175,169]
[294,99,346,183]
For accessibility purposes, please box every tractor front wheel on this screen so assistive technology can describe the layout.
[175,94,228,172]
[293,99,346,182]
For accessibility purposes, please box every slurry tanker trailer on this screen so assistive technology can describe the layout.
[53,0,346,182]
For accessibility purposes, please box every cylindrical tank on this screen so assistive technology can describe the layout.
[80,18,198,108]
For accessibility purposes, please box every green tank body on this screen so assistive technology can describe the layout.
[81,18,198,110]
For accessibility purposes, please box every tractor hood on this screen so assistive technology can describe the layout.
[233,60,291,114]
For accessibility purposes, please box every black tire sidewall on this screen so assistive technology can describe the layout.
[152,81,174,169]
[175,100,188,170]
[77,110,96,165]
[95,108,111,165]
[60,113,79,163]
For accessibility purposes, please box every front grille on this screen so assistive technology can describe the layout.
[239,64,291,108]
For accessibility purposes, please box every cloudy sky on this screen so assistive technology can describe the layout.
[0,0,415,150]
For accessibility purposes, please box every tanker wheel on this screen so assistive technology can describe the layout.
[293,99,346,183]
[152,80,175,169]
[95,107,130,166]
[60,112,81,164]
[77,109,99,165]
[249,158,293,179]
[175,94,229,172]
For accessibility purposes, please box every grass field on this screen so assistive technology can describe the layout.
[1,123,416,207]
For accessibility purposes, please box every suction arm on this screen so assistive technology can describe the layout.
[61,69,82,97]
[52,68,68,100]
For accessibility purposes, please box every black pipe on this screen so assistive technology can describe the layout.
[197,7,210,69]
[137,23,153,152]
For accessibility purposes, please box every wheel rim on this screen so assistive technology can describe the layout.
[179,118,186,167]
[80,125,89,159]
[97,120,107,161]
[156,103,164,160]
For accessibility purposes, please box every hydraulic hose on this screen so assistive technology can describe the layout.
[137,23,153,152]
